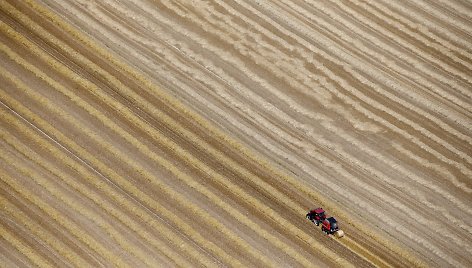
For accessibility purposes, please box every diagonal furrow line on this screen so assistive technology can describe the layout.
[433,0,472,21]
[97,0,467,199]
[406,0,472,34]
[316,0,472,97]
[0,210,80,268]
[0,81,242,266]
[236,0,472,174]
[16,0,425,266]
[350,0,472,72]
[0,143,158,267]
[377,0,472,51]
[0,0,304,219]
[0,221,53,268]
[361,0,472,61]
[0,21,345,268]
[307,0,472,92]
[0,123,200,267]
[0,181,94,266]
[0,170,127,267]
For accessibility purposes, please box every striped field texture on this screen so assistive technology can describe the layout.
[0,0,471,267]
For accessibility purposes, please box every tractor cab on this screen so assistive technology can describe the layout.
[306,208,326,225]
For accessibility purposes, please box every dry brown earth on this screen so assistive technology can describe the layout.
[0,0,471,267]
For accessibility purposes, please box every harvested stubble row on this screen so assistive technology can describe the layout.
[0,18,351,267]
[0,0,437,266]
[0,222,52,268]
[0,86,242,266]
[0,171,127,267]
[0,131,179,267]
[0,102,215,267]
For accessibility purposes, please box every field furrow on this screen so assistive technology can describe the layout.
[1,0,470,267]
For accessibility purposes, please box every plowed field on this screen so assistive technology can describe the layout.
[1,0,471,267]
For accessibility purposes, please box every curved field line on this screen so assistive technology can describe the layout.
[361,0,472,61]
[376,0,472,51]
[135,0,472,199]
[0,28,342,268]
[255,0,472,144]
[0,170,127,267]
[0,147,159,267]
[144,0,468,201]
[145,0,468,177]
[18,0,429,266]
[315,0,472,99]
[316,0,472,85]
[99,0,472,237]
[0,127,198,267]
[407,0,472,34]
[0,222,53,268]
[347,0,472,71]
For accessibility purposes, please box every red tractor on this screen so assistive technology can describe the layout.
[306,208,345,238]
[306,208,326,226]
[322,217,344,238]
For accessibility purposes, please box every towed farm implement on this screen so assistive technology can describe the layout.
[306,208,345,238]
